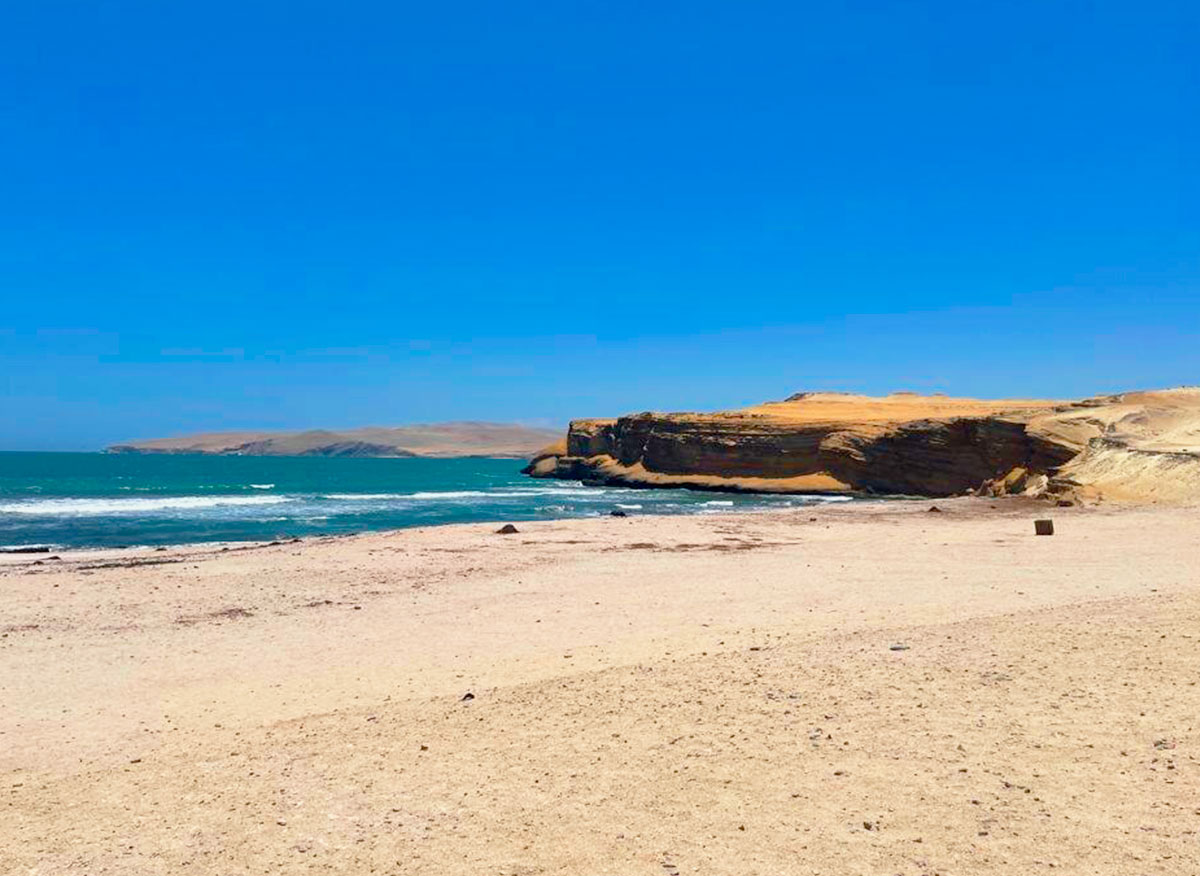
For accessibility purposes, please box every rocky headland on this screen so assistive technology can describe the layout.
[109,422,562,459]
[524,389,1200,503]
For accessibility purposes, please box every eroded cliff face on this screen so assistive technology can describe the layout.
[523,390,1200,502]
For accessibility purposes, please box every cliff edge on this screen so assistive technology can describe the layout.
[523,390,1200,503]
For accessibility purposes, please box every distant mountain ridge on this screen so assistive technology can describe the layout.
[107,422,562,459]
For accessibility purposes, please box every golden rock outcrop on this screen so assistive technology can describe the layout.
[524,390,1200,502]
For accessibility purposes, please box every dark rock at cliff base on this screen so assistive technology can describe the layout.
[495,524,520,535]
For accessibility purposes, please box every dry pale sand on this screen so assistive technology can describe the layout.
[2,499,1198,874]
[745,391,1066,422]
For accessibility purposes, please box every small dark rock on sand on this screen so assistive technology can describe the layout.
[461,692,475,702]
[889,643,910,651]
[610,509,628,517]
[496,524,520,535]
[927,506,942,513]
[1034,519,1055,536]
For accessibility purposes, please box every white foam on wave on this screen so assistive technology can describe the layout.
[408,490,492,499]
[0,495,291,516]
[702,500,735,506]
[515,490,615,501]
[324,491,492,501]
[249,483,275,490]
[492,489,619,499]
[325,489,570,502]
[323,493,412,500]
[514,486,610,496]
[615,503,643,509]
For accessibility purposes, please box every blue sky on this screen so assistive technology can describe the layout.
[1,0,1196,450]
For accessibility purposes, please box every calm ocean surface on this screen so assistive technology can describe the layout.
[0,452,852,550]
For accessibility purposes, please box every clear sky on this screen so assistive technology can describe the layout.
[1,1,1196,450]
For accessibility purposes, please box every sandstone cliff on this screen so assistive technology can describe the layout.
[523,390,1200,503]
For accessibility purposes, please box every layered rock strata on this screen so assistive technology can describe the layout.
[524,390,1200,502]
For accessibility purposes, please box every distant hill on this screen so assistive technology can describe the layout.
[107,422,562,459]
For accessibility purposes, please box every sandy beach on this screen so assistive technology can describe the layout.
[2,499,1197,874]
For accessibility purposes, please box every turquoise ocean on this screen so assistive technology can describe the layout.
[0,452,852,550]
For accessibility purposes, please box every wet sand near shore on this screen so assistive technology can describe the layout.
[2,498,1197,874]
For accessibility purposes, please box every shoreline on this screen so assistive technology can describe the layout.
[4,497,1196,873]
[0,489,1163,572]
[0,489,872,558]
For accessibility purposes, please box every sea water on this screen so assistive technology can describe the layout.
[0,452,852,550]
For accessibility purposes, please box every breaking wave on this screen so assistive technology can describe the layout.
[0,495,291,516]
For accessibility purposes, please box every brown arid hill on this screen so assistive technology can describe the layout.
[108,422,562,459]
[523,389,1200,503]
